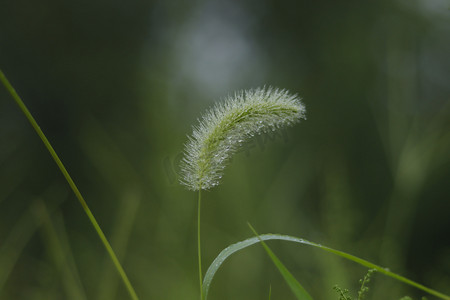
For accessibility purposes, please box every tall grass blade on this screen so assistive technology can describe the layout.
[0,69,139,300]
[203,234,450,300]
[249,224,313,300]
[97,190,141,300]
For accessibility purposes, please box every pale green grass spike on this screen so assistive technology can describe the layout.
[180,86,306,190]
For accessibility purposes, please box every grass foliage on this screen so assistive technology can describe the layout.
[1,69,449,300]
[249,224,313,300]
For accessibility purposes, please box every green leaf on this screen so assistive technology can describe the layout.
[203,234,314,300]
[249,224,313,300]
[203,233,450,300]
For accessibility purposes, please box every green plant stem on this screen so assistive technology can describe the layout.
[318,244,449,300]
[198,188,204,300]
[0,69,139,300]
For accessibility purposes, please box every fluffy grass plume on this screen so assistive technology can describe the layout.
[180,86,306,190]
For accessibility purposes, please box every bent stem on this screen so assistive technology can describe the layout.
[198,188,204,300]
[0,69,139,300]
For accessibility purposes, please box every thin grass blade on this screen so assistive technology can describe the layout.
[0,68,139,300]
[203,234,450,300]
[249,225,313,300]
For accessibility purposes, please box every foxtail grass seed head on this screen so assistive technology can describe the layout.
[180,87,306,191]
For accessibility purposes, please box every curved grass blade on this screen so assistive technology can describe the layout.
[203,234,314,300]
[203,234,450,300]
[249,224,313,300]
[0,69,139,300]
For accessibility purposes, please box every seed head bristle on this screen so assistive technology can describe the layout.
[180,86,306,190]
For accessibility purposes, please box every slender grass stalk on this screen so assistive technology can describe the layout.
[181,87,305,299]
[0,69,139,300]
[198,188,203,300]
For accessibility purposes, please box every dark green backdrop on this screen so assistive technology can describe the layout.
[1,0,449,299]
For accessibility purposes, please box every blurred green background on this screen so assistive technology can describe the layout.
[1,0,449,299]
